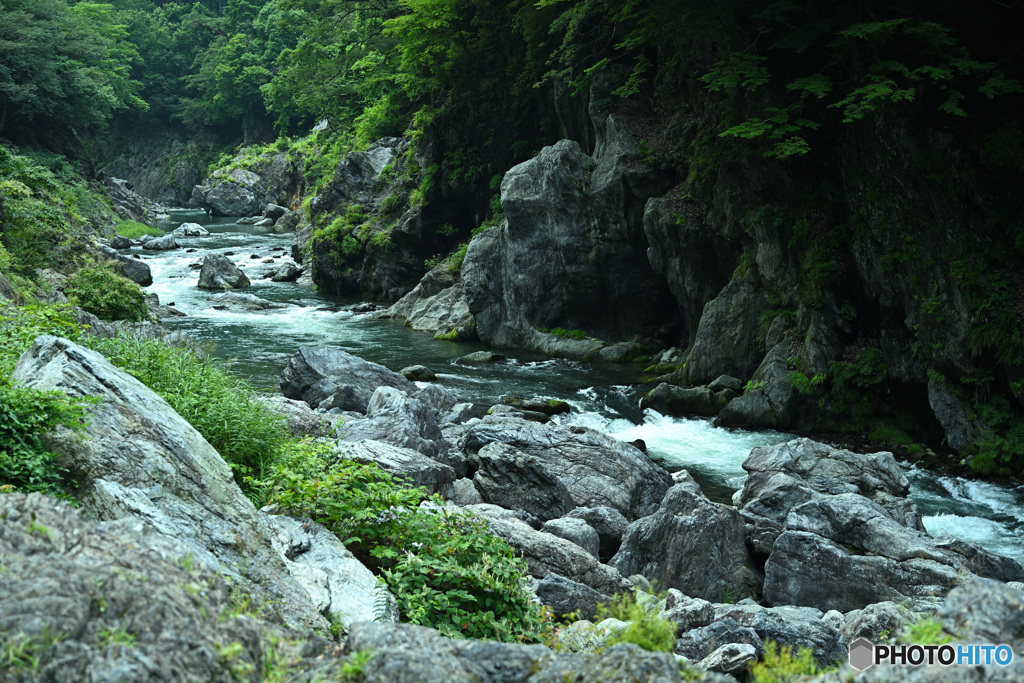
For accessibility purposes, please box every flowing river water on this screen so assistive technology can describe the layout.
[145,211,1024,565]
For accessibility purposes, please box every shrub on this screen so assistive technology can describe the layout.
[113,221,161,239]
[254,444,551,643]
[0,378,87,498]
[902,617,952,645]
[87,334,287,485]
[594,593,676,653]
[65,265,149,322]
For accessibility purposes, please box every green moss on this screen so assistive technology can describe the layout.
[548,327,587,341]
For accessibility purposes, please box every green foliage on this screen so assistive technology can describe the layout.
[0,0,147,150]
[341,650,375,680]
[594,593,675,653]
[65,265,149,322]
[823,347,889,431]
[548,328,587,341]
[902,617,952,645]
[751,640,831,683]
[113,221,162,239]
[788,370,826,396]
[253,443,551,643]
[868,427,913,446]
[87,334,287,486]
[970,394,1024,475]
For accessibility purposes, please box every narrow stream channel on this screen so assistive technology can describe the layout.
[144,211,1024,565]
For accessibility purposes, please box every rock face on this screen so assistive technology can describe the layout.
[333,386,446,458]
[99,131,212,206]
[737,439,1024,612]
[610,483,762,602]
[309,137,431,301]
[103,176,159,224]
[472,442,575,522]
[280,346,415,412]
[461,131,675,351]
[197,254,250,290]
[460,415,673,520]
[12,336,384,632]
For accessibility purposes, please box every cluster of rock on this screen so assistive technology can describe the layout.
[4,336,1023,680]
[188,151,301,217]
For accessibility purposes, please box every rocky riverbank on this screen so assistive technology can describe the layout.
[3,333,1023,681]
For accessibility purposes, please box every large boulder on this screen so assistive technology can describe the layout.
[209,291,288,311]
[762,494,1023,611]
[173,222,210,237]
[141,233,178,250]
[736,438,923,556]
[610,484,762,602]
[715,343,818,431]
[460,415,673,520]
[197,254,250,290]
[11,336,385,632]
[279,346,414,412]
[199,168,260,216]
[711,604,846,668]
[535,573,610,621]
[333,386,445,457]
[97,244,152,287]
[684,276,770,385]
[472,442,575,521]
[466,504,631,596]
[641,383,724,418]
[567,505,629,562]
[380,265,476,340]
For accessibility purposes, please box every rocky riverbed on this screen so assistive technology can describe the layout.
[4,332,1024,681]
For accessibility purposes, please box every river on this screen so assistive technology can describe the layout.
[145,211,1024,565]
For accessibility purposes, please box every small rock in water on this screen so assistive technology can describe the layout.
[185,248,197,253]
[350,302,379,313]
[224,251,235,256]
[250,254,260,259]
[401,365,437,382]
[630,439,647,453]
[262,258,275,264]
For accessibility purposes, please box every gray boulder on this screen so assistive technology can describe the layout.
[567,505,629,562]
[201,168,260,216]
[715,342,818,431]
[675,618,764,661]
[11,336,364,632]
[712,603,846,667]
[736,437,923,556]
[380,266,477,340]
[461,415,672,520]
[271,261,302,282]
[928,378,990,452]
[329,439,456,495]
[263,203,288,220]
[173,222,210,236]
[535,574,610,621]
[466,504,631,595]
[541,517,601,559]
[98,244,153,287]
[697,643,758,675]
[335,386,445,458]
[473,442,575,521]
[610,484,762,602]
[401,364,437,381]
[279,346,414,412]
[274,209,303,234]
[840,601,917,643]
[641,383,723,417]
[197,254,250,290]
[259,395,338,438]
[141,232,178,250]
[0,493,278,682]
[660,590,715,635]
[110,234,132,249]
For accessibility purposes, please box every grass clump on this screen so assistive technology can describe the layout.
[66,265,149,322]
[594,593,676,653]
[113,221,161,239]
[549,327,587,341]
[750,640,833,682]
[902,617,952,645]
[253,443,551,643]
[88,334,287,485]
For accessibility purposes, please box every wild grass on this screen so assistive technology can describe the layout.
[113,220,162,239]
[88,334,288,486]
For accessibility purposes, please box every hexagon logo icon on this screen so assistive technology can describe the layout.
[849,638,875,671]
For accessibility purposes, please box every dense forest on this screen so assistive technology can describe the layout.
[3,0,1024,471]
